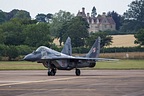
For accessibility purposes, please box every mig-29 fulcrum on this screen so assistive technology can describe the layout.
[24,37,116,76]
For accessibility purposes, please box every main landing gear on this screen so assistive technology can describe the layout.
[48,68,80,76]
[48,68,56,76]
[46,61,57,76]
[48,69,81,76]
[46,61,81,76]
[75,69,81,76]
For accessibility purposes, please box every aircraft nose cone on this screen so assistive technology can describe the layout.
[23,54,33,61]
[23,53,41,61]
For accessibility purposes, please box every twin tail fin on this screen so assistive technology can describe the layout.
[61,36,101,58]
[61,37,72,56]
[85,37,101,58]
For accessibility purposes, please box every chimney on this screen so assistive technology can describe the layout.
[102,12,106,17]
[87,13,90,17]
[81,7,86,18]
[82,7,85,13]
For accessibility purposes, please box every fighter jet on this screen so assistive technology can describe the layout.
[24,37,115,76]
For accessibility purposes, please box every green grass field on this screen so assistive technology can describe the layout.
[0,60,144,70]
[95,60,144,70]
[0,61,46,70]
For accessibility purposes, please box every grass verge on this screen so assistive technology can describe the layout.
[0,61,46,70]
[0,60,144,70]
[95,60,144,70]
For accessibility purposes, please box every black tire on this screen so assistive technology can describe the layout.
[48,71,51,76]
[75,69,81,76]
[51,69,56,76]
[48,68,56,76]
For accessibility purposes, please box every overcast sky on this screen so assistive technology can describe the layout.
[0,0,133,18]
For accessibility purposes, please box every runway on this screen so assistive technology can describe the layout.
[0,70,144,96]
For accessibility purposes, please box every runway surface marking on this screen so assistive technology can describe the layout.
[0,77,79,87]
[0,88,98,91]
[0,74,143,87]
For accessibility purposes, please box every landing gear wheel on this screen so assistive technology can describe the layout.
[48,71,51,76]
[75,69,81,76]
[51,69,56,76]
[48,69,56,76]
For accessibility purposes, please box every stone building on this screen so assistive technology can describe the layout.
[77,7,116,33]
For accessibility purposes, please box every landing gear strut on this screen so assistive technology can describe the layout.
[47,61,56,76]
[75,69,81,76]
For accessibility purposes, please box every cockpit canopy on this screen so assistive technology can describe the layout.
[35,46,59,55]
[36,46,49,52]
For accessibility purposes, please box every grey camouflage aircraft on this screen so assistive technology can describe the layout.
[24,37,115,76]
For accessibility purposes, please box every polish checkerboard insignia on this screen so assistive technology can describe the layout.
[92,48,96,53]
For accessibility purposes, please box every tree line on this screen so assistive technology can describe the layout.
[0,0,144,60]
[0,15,112,60]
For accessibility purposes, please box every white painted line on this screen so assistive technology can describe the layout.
[0,77,79,87]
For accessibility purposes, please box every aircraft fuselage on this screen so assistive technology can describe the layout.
[41,59,96,70]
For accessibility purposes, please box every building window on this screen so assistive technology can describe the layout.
[105,25,107,28]
[95,25,98,28]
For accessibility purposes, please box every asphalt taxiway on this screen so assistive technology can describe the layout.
[0,70,144,96]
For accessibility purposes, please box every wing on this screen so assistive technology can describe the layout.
[40,55,118,61]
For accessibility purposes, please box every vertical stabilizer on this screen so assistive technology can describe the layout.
[86,37,101,58]
[61,37,72,56]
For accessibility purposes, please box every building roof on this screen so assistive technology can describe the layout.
[77,8,116,25]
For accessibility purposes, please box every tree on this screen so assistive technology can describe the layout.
[0,9,31,23]
[57,22,68,46]
[0,10,7,24]
[0,45,19,60]
[0,27,5,44]
[60,16,89,47]
[13,10,31,19]
[122,0,144,32]
[24,23,53,47]
[7,9,31,20]
[52,10,74,23]
[120,19,144,33]
[35,13,53,23]
[1,18,25,45]
[91,6,97,17]
[49,10,74,42]
[134,29,144,46]
[86,32,113,48]
[0,44,6,56]
[7,45,19,60]
[46,13,53,23]
[35,14,47,22]
[1,18,38,46]
[124,0,144,22]
[107,11,122,30]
